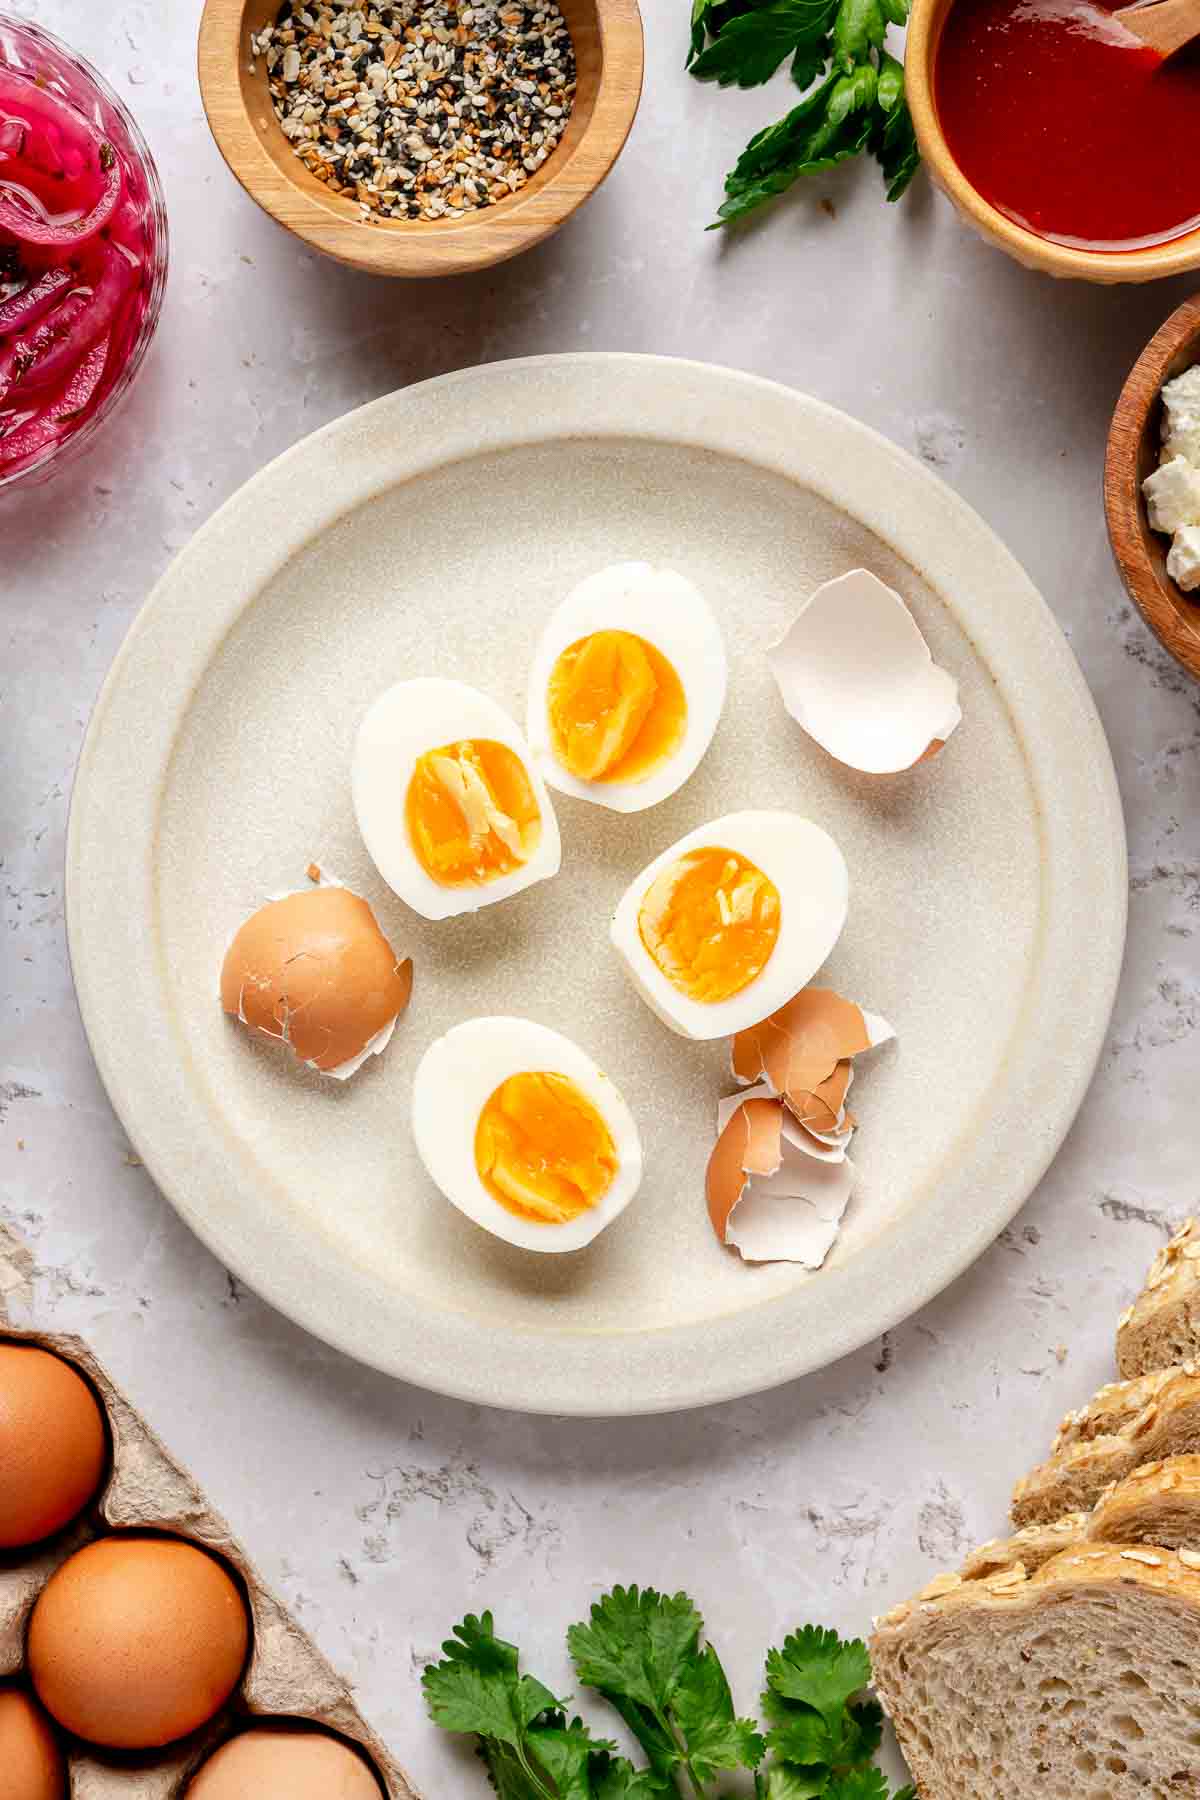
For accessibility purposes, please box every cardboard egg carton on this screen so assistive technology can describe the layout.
[0,1232,419,1798]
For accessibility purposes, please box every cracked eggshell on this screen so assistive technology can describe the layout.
[732,987,894,1124]
[525,562,728,812]
[706,1091,856,1267]
[220,887,412,1077]
[610,811,849,1041]
[769,569,962,774]
[353,678,561,921]
[411,1017,643,1255]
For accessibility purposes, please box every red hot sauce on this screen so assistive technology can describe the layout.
[935,0,1200,250]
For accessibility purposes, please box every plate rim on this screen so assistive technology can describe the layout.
[66,352,1128,1416]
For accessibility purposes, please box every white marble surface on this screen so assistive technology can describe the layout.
[4,0,1200,1791]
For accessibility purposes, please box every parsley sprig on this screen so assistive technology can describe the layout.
[687,0,920,226]
[423,1589,914,1799]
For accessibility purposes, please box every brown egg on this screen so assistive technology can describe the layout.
[0,1686,67,1800]
[28,1535,250,1749]
[0,1344,107,1548]
[220,885,412,1074]
[185,1725,384,1798]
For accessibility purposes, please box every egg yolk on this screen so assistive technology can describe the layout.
[406,739,541,887]
[638,847,781,1004]
[547,630,687,784]
[475,1071,619,1224]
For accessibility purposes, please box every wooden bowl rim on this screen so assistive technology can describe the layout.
[905,0,1200,284]
[197,0,644,277]
[1104,290,1200,681]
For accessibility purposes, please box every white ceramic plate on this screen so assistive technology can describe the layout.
[66,355,1126,1416]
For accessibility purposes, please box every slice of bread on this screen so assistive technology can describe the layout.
[1089,1455,1200,1552]
[959,1513,1087,1582]
[963,1456,1200,1581]
[1118,1219,1200,1378]
[1053,1365,1193,1456]
[1012,1369,1200,1527]
[871,1547,1200,1798]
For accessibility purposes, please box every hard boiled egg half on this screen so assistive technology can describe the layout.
[412,1017,643,1253]
[526,563,728,812]
[353,678,561,921]
[611,811,849,1040]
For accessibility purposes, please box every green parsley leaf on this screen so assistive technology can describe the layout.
[713,62,878,225]
[592,1757,669,1799]
[831,0,886,68]
[568,1586,702,1716]
[825,1768,917,1800]
[569,1588,763,1792]
[760,1766,831,1799]
[528,1725,612,1800]
[689,0,712,62]
[425,1614,635,1800]
[765,1627,873,1726]
[870,55,919,199]
[670,1643,766,1781]
[688,0,921,227]
[690,0,838,87]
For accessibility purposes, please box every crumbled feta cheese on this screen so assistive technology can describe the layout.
[1168,525,1200,592]
[1143,455,1200,534]
[1162,365,1200,468]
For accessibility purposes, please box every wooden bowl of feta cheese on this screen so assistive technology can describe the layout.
[1106,291,1200,681]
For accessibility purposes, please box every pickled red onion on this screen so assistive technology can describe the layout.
[0,146,120,246]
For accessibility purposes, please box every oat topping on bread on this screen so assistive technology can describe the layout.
[1118,1218,1200,1379]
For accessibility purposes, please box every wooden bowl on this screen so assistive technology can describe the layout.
[197,0,643,278]
[906,0,1200,284]
[1105,292,1200,680]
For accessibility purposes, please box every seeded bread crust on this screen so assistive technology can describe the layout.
[962,1457,1200,1584]
[1089,1455,1200,1553]
[959,1513,1088,1582]
[1012,1370,1200,1527]
[1117,1218,1200,1379]
[871,1548,1200,1799]
[1053,1364,1195,1456]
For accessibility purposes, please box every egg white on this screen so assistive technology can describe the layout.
[353,678,561,921]
[610,810,849,1040]
[526,562,728,813]
[412,1017,644,1253]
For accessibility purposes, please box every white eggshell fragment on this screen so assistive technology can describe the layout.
[707,1090,856,1268]
[411,1016,643,1254]
[610,811,849,1041]
[769,568,962,774]
[526,561,728,813]
[353,678,561,921]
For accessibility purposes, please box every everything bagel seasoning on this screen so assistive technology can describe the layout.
[250,2,577,223]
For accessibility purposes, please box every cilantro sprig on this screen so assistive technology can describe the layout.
[424,1592,913,1799]
[568,1585,764,1794]
[687,0,920,226]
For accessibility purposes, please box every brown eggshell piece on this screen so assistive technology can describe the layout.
[786,1059,854,1136]
[220,887,412,1073]
[0,1343,107,1548]
[706,1096,783,1243]
[186,1726,385,1799]
[0,1686,67,1800]
[28,1535,250,1750]
[731,989,872,1105]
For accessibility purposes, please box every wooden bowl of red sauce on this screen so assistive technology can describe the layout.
[907,0,1200,281]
